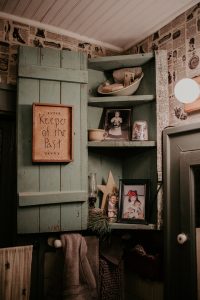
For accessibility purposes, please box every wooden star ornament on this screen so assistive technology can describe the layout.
[97,170,118,210]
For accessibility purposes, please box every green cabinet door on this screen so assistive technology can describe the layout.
[17,46,88,233]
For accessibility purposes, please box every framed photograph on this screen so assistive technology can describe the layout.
[32,103,73,163]
[106,192,119,223]
[104,108,131,140]
[118,179,150,224]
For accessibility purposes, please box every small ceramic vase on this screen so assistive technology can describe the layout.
[132,120,148,141]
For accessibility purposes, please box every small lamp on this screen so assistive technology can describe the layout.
[174,78,200,104]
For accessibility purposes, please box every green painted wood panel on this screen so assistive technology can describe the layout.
[88,141,156,147]
[18,64,88,83]
[60,51,88,229]
[60,82,81,190]
[61,203,82,231]
[88,95,155,107]
[18,191,88,206]
[17,78,40,192]
[17,76,40,233]
[17,46,88,233]
[39,50,61,233]
[79,83,88,229]
[88,69,107,97]
[88,53,154,71]
[40,206,61,233]
[87,52,161,226]
[87,106,103,129]
[19,46,40,65]
[41,47,61,67]
[18,207,39,233]
[61,51,86,70]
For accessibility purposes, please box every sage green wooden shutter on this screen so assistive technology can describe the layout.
[17,46,88,233]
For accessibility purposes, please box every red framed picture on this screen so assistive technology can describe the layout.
[118,179,150,224]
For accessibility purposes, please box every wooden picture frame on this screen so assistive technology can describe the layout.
[32,103,73,163]
[104,108,131,140]
[118,179,149,224]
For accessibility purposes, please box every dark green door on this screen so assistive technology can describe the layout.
[163,123,200,300]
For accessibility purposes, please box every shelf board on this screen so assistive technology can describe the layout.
[88,140,156,147]
[88,53,154,71]
[110,223,157,230]
[88,94,155,107]
[0,83,16,91]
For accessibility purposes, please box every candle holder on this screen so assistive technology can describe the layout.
[88,172,97,208]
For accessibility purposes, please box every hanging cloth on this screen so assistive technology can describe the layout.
[60,233,97,300]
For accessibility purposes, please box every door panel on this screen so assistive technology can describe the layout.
[163,123,200,300]
[17,46,88,233]
[179,150,200,300]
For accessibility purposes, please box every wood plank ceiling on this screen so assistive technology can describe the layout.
[0,0,199,51]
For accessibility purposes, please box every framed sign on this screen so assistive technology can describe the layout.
[104,108,131,140]
[32,103,73,163]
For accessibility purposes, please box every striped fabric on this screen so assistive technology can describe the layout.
[0,245,33,300]
[99,257,123,300]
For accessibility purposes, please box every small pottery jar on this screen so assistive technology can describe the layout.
[88,129,107,141]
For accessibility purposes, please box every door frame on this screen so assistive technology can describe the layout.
[179,150,200,300]
[163,122,200,300]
